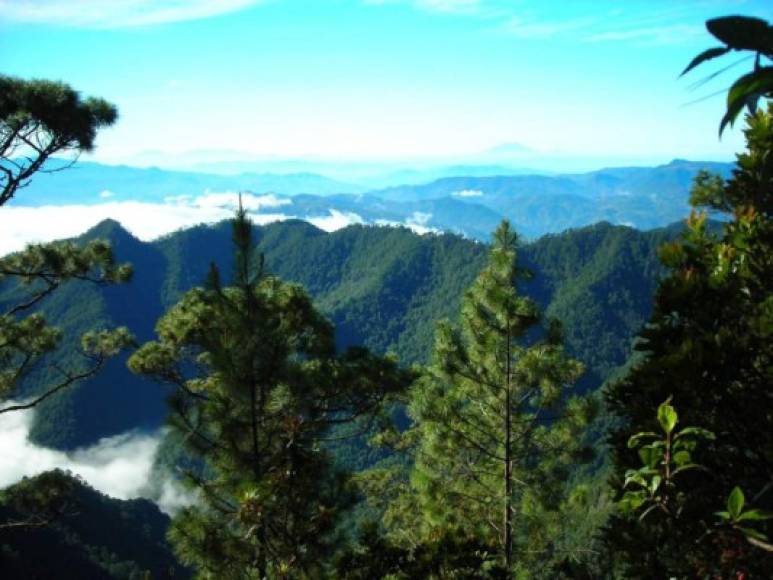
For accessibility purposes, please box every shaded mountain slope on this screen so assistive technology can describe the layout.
[0,471,187,579]
[7,219,678,449]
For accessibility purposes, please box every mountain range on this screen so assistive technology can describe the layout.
[7,159,733,247]
[4,218,680,451]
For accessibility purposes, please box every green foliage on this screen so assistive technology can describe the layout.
[0,470,188,579]
[0,75,118,206]
[620,399,714,520]
[0,237,134,415]
[716,487,773,551]
[13,215,671,450]
[367,221,596,575]
[682,16,773,135]
[129,208,412,578]
[604,107,773,576]
[332,523,508,579]
[0,75,132,435]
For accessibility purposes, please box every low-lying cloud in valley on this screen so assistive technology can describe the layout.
[307,209,366,232]
[452,189,484,198]
[0,191,444,257]
[0,405,193,515]
[0,191,294,256]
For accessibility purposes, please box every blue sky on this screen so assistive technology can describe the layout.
[1,0,770,165]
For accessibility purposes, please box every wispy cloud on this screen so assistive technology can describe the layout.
[375,211,440,235]
[416,0,481,14]
[0,0,263,28]
[500,16,596,39]
[364,0,481,15]
[367,0,718,46]
[584,24,705,45]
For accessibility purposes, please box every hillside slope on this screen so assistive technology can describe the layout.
[0,470,187,579]
[6,220,676,450]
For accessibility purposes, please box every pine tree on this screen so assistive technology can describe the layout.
[399,220,594,574]
[1,75,118,206]
[604,107,773,577]
[0,76,131,414]
[128,200,411,578]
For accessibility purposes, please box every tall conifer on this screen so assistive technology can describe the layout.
[406,220,593,573]
[129,201,410,578]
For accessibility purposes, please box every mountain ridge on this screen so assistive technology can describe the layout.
[3,218,680,450]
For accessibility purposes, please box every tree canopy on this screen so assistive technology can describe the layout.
[604,105,773,577]
[0,75,117,206]
[128,203,412,578]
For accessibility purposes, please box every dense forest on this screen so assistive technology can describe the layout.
[1,13,772,580]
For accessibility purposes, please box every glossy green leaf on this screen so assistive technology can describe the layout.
[672,450,691,466]
[681,46,731,76]
[657,400,678,434]
[738,527,770,542]
[675,426,715,440]
[638,446,662,468]
[627,431,658,448]
[620,490,647,512]
[721,69,773,134]
[737,509,773,522]
[728,486,745,520]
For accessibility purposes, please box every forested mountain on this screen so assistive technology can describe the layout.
[8,159,733,244]
[11,160,364,204]
[372,159,734,237]
[3,219,678,451]
[0,471,187,579]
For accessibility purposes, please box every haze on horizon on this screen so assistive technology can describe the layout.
[2,0,769,169]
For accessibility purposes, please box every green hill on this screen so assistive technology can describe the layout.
[6,219,676,450]
[0,470,188,579]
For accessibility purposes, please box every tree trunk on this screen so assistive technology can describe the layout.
[504,323,513,572]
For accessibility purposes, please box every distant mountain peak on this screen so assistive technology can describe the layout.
[81,218,137,243]
[484,142,534,156]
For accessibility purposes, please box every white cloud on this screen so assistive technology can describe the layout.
[0,0,263,28]
[501,16,596,39]
[453,189,484,198]
[0,197,295,257]
[408,211,431,226]
[0,197,445,257]
[0,406,155,500]
[0,405,194,515]
[364,0,480,15]
[99,190,116,199]
[584,24,704,45]
[406,211,439,235]
[156,478,199,515]
[375,213,440,236]
[193,191,292,211]
[415,0,480,14]
[306,210,365,232]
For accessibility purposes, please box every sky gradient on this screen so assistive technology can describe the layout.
[1,0,770,165]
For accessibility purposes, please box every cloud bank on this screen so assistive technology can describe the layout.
[0,0,264,28]
[306,209,366,232]
[376,211,440,236]
[0,405,191,514]
[453,188,484,198]
[0,191,447,257]
[0,192,293,257]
